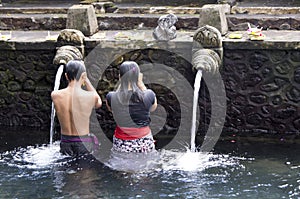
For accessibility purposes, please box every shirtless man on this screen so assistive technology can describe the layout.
[51,60,102,157]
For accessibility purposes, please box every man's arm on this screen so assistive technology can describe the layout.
[84,77,102,109]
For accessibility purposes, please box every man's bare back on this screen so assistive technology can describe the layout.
[51,62,101,137]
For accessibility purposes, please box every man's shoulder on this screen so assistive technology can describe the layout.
[51,89,62,98]
[51,88,69,99]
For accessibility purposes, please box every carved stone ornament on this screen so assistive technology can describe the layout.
[153,13,178,41]
[193,25,222,49]
[56,29,85,55]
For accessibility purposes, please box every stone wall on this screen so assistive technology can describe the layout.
[0,40,298,142]
[223,49,300,138]
[0,47,56,127]
[91,46,300,145]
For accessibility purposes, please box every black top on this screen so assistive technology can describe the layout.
[106,89,156,128]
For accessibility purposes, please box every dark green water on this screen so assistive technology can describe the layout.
[0,127,299,198]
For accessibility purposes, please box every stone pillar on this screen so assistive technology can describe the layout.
[67,4,98,36]
[198,4,228,35]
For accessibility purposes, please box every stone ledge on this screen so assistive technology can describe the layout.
[223,30,300,50]
[1,30,300,50]
[1,12,300,31]
[0,7,68,14]
[227,14,300,31]
[0,13,200,31]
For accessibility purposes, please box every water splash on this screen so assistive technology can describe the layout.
[1,142,67,170]
[160,148,240,172]
[190,70,202,152]
[50,64,64,145]
[104,147,241,173]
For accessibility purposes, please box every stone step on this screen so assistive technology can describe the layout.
[114,6,203,14]
[0,13,199,31]
[1,12,300,31]
[0,7,69,14]
[231,6,300,15]
[227,14,300,31]
[0,5,204,14]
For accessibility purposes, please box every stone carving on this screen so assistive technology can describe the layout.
[56,29,85,55]
[193,25,222,49]
[153,14,178,41]
[192,25,222,73]
[53,45,83,66]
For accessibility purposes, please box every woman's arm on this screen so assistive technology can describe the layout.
[150,97,157,112]
[137,73,147,91]
[105,92,112,112]
[105,100,112,112]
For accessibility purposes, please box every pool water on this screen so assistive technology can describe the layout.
[0,127,299,198]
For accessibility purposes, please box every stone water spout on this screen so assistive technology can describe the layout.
[53,29,85,65]
[190,25,224,152]
[53,45,83,66]
[192,25,223,73]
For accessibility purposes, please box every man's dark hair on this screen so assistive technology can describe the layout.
[65,60,86,81]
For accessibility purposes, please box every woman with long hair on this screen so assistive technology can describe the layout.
[106,61,157,153]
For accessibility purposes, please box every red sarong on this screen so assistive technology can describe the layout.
[114,125,151,140]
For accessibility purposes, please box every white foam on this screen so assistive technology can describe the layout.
[2,141,67,170]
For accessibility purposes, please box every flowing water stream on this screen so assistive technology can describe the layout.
[190,69,202,152]
[49,64,64,145]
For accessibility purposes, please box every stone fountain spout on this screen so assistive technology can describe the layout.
[192,48,221,74]
[53,29,85,66]
[190,25,224,152]
[192,25,223,73]
[53,45,83,66]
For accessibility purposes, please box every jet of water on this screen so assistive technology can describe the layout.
[190,70,202,152]
[50,65,64,145]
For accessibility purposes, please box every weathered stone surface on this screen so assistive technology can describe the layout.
[0,15,66,31]
[0,49,54,127]
[249,92,267,104]
[223,49,300,135]
[67,4,98,36]
[198,4,228,35]
[92,2,116,14]
[7,81,21,91]
[227,14,300,31]
[293,67,300,84]
[287,87,300,103]
[231,6,300,15]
